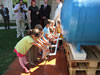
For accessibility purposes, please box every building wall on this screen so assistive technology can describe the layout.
[50,0,58,19]
[38,0,58,19]
[0,0,15,22]
[0,0,58,22]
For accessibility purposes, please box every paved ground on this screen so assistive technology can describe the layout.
[4,49,69,75]
[0,26,16,29]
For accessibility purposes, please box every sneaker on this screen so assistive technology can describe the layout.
[22,32,24,37]
[8,27,10,29]
[17,34,20,38]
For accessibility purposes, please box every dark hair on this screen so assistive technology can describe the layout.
[44,19,50,26]
[0,4,3,7]
[60,0,63,2]
[26,29,32,35]
[32,29,40,37]
[19,0,23,2]
[31,0,36,5]
[49,28,53,33]
[35,24,43,31]
[27,29,40,37]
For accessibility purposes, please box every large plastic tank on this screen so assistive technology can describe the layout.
[61,0,100,49]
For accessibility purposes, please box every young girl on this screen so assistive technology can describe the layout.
[56,19,63,49]
[14,29,48,72]
[35,24,51,59]
[43,19,56,42]
[49,20,57,38]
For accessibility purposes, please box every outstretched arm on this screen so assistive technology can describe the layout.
[32,42,48,50]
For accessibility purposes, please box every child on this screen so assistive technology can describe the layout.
[56,19,63,49]
[14,29,48,72]
[43,19,55,41]
[56,19,62,35]
[35,24,51,59]
[49,20,57,39]
[35,24,49,45]
[49,20,56,35]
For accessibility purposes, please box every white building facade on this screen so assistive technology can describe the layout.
[0,0,58,22]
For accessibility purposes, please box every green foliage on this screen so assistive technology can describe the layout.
[13,0,28,6]
[0,23,16,27]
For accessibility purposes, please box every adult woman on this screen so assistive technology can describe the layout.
[28,0,40,29]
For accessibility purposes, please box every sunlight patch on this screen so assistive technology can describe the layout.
[29,66,39,72]
[46,59,56,65]
[21,73,30,75]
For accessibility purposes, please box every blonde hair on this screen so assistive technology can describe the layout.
[57,19,61,24]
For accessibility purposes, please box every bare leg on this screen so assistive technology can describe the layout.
[23,56,28,65]
[42,50,48,60]
[39,49,42,54]
[18,57,29,72]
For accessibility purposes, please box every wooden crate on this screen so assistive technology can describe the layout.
[63,42,100,75]
[70,68,100,75]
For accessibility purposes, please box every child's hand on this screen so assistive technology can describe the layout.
[55,36,58,39]
[45,49,50,53]
[42,46,48,50]
[50,38,54,41]
[29,20,31,23]
[48,43,52,47]
[44,42,51,46]
[53,41,57,44]
[36,11,39,15]
[49,44,52,47]
[44,42,47,45]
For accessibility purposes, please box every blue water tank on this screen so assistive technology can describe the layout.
[61,0,100,47]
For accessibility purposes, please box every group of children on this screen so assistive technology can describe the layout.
[14,19,63,73]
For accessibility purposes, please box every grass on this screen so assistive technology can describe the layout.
[0,29,20,75]
[0,23,16,27]
[0,23,28,27]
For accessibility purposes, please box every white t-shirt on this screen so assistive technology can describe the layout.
[14,4,27,20]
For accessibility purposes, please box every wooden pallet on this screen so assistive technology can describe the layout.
[63,42,100,75]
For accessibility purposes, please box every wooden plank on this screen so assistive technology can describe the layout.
[66,44,75,67]
[77,71,86,75]
[82,46,97,60]
[67,44,100,75]
[96,71,100,75]
[89,46,100,60]
[72,63,88,70]
[63,43,69,54]
[87,69,96,75]
[68,45,74,61]
[98,63,100,69]
[78,63,87,69]
[66,53,70,67]
[88,61,98,68]
[69,68,76,75]
[64,44,71,67]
